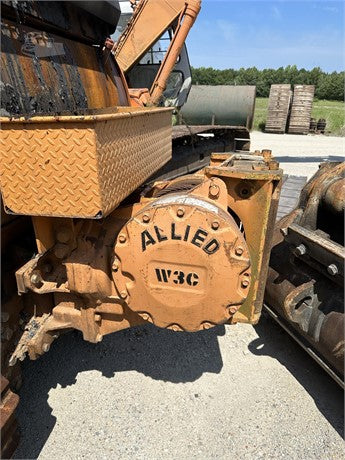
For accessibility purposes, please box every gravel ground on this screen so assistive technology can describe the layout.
[251,132,344,179]
[14,133,344,460]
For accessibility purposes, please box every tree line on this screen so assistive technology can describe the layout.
[191,65,344,101]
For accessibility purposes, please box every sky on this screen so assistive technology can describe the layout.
[185,0,344,71]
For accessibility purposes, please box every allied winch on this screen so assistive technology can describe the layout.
[10,151,282,361]
[112,178,251,331]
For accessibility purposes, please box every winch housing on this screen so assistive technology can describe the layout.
[112,179,251,331]
[11,151,282,360]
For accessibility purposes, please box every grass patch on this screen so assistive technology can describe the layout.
[253,97,268,132]
[253,97,344,136]
[312,100,344,136]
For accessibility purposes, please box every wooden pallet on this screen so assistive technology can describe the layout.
[288,85,315,134]
[265,84,292,134]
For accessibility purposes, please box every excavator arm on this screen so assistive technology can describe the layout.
[113,0,201,105]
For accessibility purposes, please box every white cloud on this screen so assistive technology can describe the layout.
[272,6,282,20]
[216,20,237,41]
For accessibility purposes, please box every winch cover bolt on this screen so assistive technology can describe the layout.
[119,234,126,243]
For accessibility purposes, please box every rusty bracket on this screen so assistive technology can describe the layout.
[15,253,69,295]
[286,223,344,284]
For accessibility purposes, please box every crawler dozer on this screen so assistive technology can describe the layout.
[1,1,278,456]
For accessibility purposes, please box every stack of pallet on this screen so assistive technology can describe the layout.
[288,85,315,134]
[265,84,292,133]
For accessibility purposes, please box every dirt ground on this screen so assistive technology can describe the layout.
[14,133,344,460]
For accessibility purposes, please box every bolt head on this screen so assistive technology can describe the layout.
[42,343,50,352]
[118,234,126,243]
[241,279,249,288]
[294,244,307,256]
[56,227,71,244]
[177,208,185,217]
[30,273,42,287]
[327,264,338,276]
[212,220,219,230]
[209,184,220,198]
[235,247,244,256]
[228,306,238,315]
[142,214,150,223]
[54,244,69,259]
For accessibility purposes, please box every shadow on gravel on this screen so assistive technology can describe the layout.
[14,324,225,459]
[249,312,344,438]
[275,155,342,163]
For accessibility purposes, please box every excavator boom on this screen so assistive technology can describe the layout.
[114,0,200,72]
[114,0,201,105]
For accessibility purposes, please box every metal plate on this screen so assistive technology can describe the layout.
[0,107,172,218]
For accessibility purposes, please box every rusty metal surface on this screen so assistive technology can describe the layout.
[265,161,345,386]
[1,17,129,117]
[0,107,173,218]
[322,178,345,214]
[1,376,20,459]
[1,1,119,44]
[206,151,282,324]
[1,1,129,117]
[9,150,281,358]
